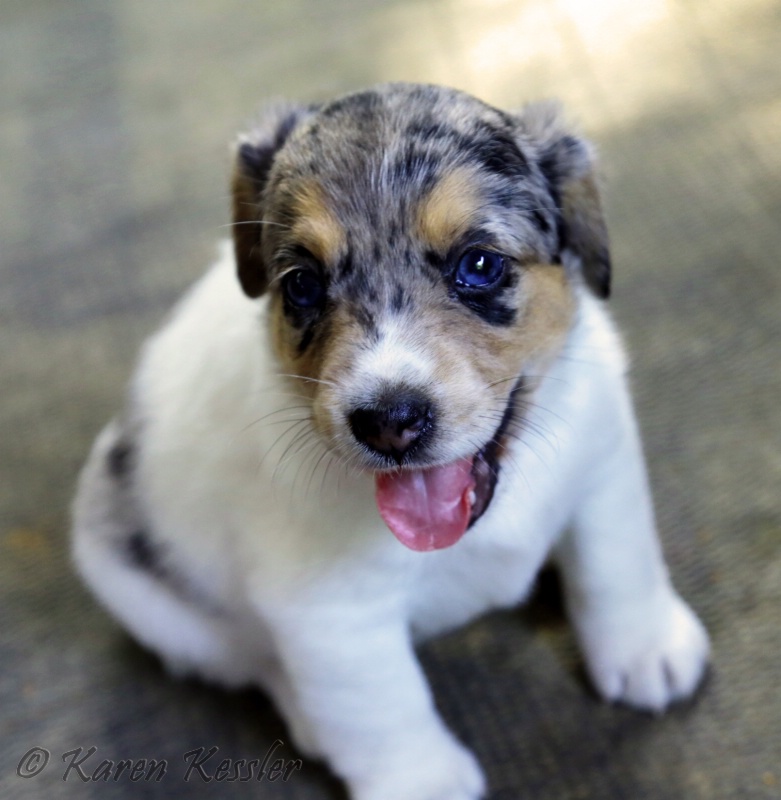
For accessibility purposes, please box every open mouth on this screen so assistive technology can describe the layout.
[374,378,524,552]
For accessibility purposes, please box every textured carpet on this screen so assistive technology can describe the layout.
[2,1,779,798]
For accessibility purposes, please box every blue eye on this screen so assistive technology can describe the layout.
[455,249,505,289]
[283,269,325,308]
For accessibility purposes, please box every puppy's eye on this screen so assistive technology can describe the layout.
[282,269,325,309]
[455,249,505,289]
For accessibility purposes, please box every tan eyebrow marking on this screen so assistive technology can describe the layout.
[416,166,483,251]
[290,182,346,264]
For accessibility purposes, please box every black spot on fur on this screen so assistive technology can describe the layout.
[531,209,551,234]
[418,250,445,285]
[122,530,224,616]
[322,90,382,120]
[284,302,324,354]
[391,284,411,313]
[424,249,444,269]
[351,304,379,337]
[388,221,400,245]
[297,326,316,354]
[403,120,529,184]
[405,119,449,143]
[493,108,518,128]
[467,125,529,180]
[337,249,354,279]
[107,439,133,479]
[391,143,439,189]
[553,213,567,257]
[125,530,166,577]
[538,137,585,198]
[343,264,379,305]
[456,294,516,326]
[490,188,516,209]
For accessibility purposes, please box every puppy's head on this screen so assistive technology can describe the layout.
[232,84,610,551]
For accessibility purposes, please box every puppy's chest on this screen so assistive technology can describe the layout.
[408,475,564,637]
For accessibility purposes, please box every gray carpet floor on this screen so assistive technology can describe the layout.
[2,1,779,798]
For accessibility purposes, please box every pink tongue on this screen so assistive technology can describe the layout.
[375,458,476,551]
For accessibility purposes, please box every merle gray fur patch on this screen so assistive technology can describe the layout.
[232,83,610,343]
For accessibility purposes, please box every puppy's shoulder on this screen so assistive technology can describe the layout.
[128,242,273,447]
[567,286,630,379]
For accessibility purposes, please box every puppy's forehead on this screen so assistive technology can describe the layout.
[268,86,537,261]
[293,85,521,179]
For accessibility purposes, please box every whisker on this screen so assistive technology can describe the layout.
[304,446,333,498]
[503,452,533,494]
[264,415,315,428]
[274,425,319,471]
[324,433,365,479]
[483,373,571,395]
[319,451,342,498]
[484,375,521,390]
[279,439,322,496]
[257,418,311,473]
[527,402,573,435]
[513,424,554,470]
[242,406,311,433]
[275,373,338,388]
[218,219,293,230]
[252,392,316,403]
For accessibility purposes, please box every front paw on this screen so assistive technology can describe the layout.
[575,589,710,712]
[350,731,486,800]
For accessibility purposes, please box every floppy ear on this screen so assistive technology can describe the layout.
[520,102,611,299]
[231,104,311,298]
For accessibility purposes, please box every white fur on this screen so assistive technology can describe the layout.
[72,243,709,800]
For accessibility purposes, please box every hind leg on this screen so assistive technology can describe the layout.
[71,422,258,685]
[71,422,319,753]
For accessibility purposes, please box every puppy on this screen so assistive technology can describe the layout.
[72,83,709,800]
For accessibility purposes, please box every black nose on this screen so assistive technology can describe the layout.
[348,392,433,464]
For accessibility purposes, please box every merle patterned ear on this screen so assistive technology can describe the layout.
[231,104,311,298]
[520,102,611,299]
